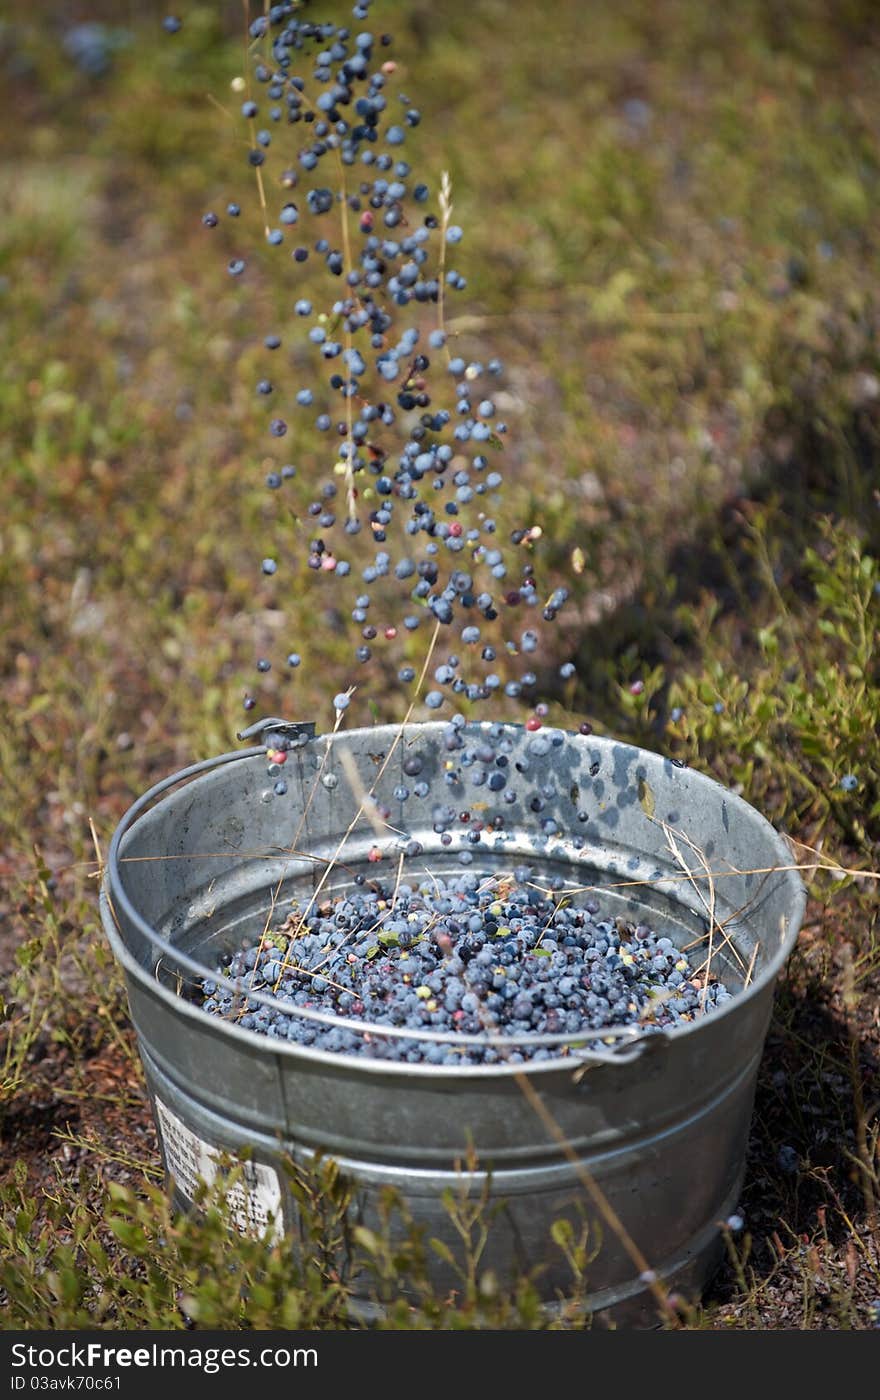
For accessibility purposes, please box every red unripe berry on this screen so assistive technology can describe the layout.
[526,716,542,732]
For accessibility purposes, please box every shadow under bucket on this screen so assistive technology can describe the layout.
[100,721,805,1325]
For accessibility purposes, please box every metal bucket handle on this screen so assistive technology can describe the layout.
[105,721,673,1067]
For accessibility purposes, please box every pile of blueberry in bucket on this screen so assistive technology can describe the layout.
[198,869,734,1064]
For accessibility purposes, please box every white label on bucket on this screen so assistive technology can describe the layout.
[154,1097,284,1243]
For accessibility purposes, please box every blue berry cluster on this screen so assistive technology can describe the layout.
[189,2,578,733]
[199,871,733,1063]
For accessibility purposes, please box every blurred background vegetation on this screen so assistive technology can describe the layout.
[1,0,878,1329]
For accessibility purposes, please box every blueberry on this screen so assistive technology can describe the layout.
[777,1144,800,1175]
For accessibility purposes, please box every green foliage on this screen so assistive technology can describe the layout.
[0,1160,344,1330]
[0,1150,605,1331]
[0,850,132,1117]
[662,517,879,854]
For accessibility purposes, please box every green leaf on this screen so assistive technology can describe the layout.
[551,1218,574,1248]
[108,1219,145,1252]
[15,939,42,971]
[429,1237,456,1266]
[638,777,655,818]
[353,1226,380,1254]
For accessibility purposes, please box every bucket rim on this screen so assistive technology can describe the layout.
[103,722,807,1073]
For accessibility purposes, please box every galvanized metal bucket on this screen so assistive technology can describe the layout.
[100,720,805,1324]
